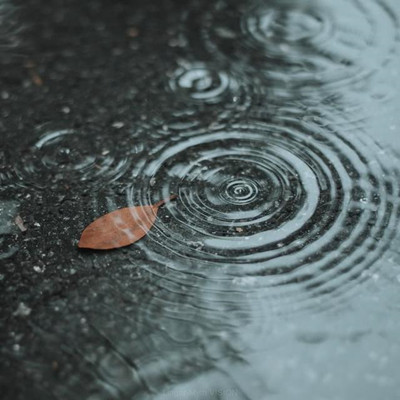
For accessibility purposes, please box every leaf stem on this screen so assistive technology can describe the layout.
[155,194,178,208]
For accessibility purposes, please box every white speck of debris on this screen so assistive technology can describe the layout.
[112,121,124,129]
[150,177,156,187]
[33,266,44,273]
[215,27,237,39]
[101,149,110,156]
[15,215,27,232]
[13,344,20,352]
[235,227,243,233]
[33,222,41,227]
[61,106,71,114]
[14,302,32,317]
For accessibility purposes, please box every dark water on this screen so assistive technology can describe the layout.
[1,0,400,398]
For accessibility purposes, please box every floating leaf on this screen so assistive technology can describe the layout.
[78,195,177,250]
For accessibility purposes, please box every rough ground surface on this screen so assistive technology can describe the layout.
[1,0,400,399]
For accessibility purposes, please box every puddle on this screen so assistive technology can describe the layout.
[1,0,400,399]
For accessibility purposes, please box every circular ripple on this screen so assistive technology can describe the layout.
[149,61,266,133]
[168,62,241,105]
[192,0,399,93]
[127,119,400,310]
[223,178,259,205]
[14,126,134,189]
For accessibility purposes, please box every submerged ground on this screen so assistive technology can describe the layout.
[1,0,400,398]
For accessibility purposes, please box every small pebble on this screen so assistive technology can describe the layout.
[15,215,27,232]
[112,121,124,129]
[14,302,31,317]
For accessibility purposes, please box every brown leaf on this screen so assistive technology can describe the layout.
[78,195,177,250]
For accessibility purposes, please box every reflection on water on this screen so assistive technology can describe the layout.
[1,0,400,398]
[190,0,399,94]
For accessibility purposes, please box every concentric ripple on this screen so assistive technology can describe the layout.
[159,61,265,129]
[168,62,242,105]
[127,119,400,310]
[193,0,399,92]
[13,126,134,189]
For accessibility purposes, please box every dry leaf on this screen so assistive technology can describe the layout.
[78,195,177,250]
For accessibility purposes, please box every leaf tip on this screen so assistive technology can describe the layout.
[77,236,89,249]
[77,229,95,249]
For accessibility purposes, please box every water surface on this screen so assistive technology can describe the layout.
[1,0,400,398]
